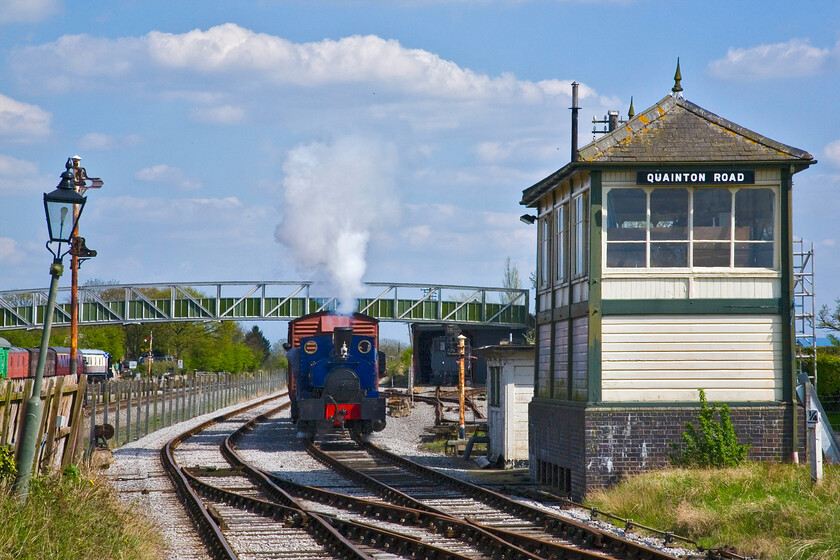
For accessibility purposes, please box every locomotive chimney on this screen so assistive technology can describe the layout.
[571,81,580,162]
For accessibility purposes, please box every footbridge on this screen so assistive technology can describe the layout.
[0,281,529,331]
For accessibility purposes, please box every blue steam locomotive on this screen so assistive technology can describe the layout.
[285,312,386,438]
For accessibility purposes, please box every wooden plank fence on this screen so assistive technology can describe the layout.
[0,370,285,476]
[0,374,87,475]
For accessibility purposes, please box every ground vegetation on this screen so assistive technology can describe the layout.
[670,389,749,468]
[0,453,163,560]
[586,463,840,559]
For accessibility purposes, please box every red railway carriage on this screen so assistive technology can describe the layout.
[7,347,30,379]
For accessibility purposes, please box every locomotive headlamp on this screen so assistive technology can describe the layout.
[44,159,87,246]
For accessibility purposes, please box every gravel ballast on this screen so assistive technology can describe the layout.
[105,390,694,559]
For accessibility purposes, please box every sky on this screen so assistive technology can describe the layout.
[1,0,840,343]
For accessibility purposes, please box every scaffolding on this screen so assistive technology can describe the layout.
[793,239,817,388]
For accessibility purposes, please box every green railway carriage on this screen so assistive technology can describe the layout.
[0,338,8,379]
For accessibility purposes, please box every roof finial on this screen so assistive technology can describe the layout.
[672,57,683,98]
[628,96,635,119]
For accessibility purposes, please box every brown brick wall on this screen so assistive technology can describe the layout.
[530,400,806,499]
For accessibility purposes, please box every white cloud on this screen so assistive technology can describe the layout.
[79,132,143,150]
[824,139,840,168]
[474,138,558,164]
[0,0,61,24]
[0,154,47,194]
[708,39,835,81]
[135,164,202,191]
[0,94,51,139]
[91,195,251,239]
[189,105,245,125]
[12,24,584,105]
[0,238,20,261]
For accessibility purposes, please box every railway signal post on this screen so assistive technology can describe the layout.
[68,156,101,381]
[458,334,466,440]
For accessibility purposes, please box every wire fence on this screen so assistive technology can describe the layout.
[82,370,286,455]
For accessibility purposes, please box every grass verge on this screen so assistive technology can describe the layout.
[585,462,840,560]
[0,468,164,560]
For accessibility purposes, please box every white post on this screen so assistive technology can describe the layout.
[807,385,823,483]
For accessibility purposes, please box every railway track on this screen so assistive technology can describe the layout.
[306,433,682,560]
[162,394,497,559]
[162,394,697,559]
[161,390,740,560]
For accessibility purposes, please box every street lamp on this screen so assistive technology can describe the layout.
[13,159,87,499]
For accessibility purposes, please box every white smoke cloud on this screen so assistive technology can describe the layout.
[275,136,399,313]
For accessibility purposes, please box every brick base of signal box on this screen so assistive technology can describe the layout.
[528,400,806,500]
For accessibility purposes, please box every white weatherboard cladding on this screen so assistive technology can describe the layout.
[486,356,533,462]
[601,275,780,299]
[601,315,782,402]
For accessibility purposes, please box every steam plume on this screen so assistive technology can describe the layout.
[275,136,398,313]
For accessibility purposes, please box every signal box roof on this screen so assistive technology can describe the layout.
[522,94,815,207]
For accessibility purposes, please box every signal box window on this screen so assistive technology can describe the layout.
[606,186,776,269]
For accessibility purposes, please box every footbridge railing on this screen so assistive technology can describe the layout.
[0,281,530,331]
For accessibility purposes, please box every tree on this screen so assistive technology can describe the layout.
[79,325,125,359]
[244,325,271,365]
[379,339,412,376]
[0,329,44,348]
[153,321,207,362]
[501,256,521,304]
[83,278,125,301]
[266,340,289,372]
[188,321,258,373]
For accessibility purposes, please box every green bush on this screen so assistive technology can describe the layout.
[671,389,749,468]
[0,445,16,483]
[815,352,840,398]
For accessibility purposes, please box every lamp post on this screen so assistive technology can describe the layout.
[13,159,87,499]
